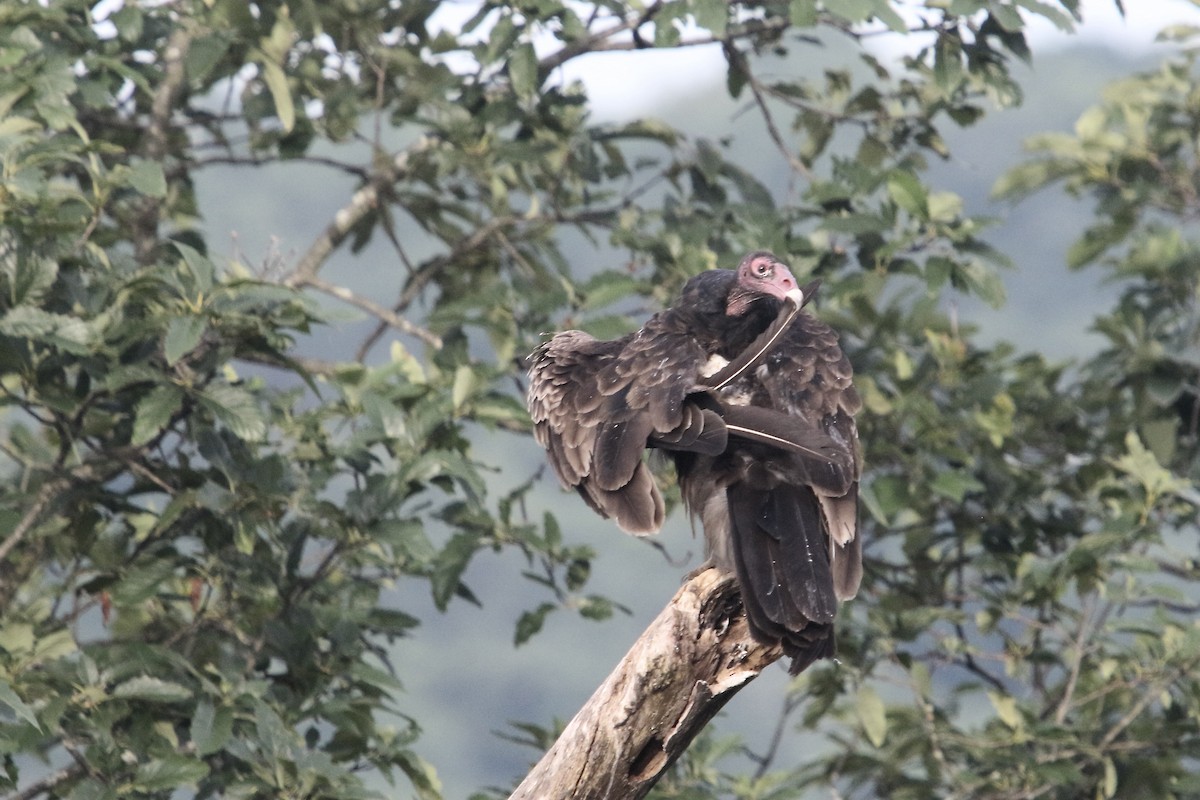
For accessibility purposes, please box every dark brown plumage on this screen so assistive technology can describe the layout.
[527,252,862,671]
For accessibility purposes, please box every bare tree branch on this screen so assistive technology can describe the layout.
[509,567,791,799]
[537,10,798,77]
[729,44,814,180]
[134,26,192,265]
[286,137,437,286]
[292,273,443,349]
[3,763,87,800]
[0,479,64,566]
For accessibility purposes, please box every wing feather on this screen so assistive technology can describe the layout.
[679,301,862,671]
[526,313,716,535]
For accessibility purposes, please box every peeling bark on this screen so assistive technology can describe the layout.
[509,567,785,800]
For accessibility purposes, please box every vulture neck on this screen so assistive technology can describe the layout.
[710,297,782,360]
[668,270,787,358]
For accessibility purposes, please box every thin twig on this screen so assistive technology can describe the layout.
[1053,600,1094,725]
[0,480,65,565]
[537,10,796,76]
[286,137,437,286]
[4,763,87,800]
[749,693,802,779]
[536,2,665,76]
[295,273,443,349]
[192,153,370,179]
[354,215,517,360]
[733,46,814,181]
[133,26,192,264]
[1097,661,1198,750]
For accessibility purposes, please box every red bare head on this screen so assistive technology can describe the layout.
[726,251,812,316]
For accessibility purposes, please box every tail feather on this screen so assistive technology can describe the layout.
[781,624,836,675]
[768,486,837,624]
[725,481,839,671]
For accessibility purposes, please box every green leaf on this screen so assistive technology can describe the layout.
[134,754,210,791]
[112,559,176,605]
[362,390,408,438]
[960,259,1007,308]
[581,272,640,310]
[430,531,478,611]
[828,0,875,24]
[111,4,144,42]
[0,306,94,354]
[1111,431,1188,502]
[722,161,774,208]
[888,172,928,218]
[867,0,908,33]
[349,661,406,692]
[1066,219,1132,269]
[693,0,728,37]
[7,253,57,305]
[390,340,427,384]
[0,679,41,730]
[127,160,167,197]
[1016,0,1075,33]
[254,700,293,758]
[931,469,984,503]
[471,392,529,428]
[174,242,215,294]
[926,191,962,222]
[1102,756,1118,799]
[112,675,192,703]
[991,159,1062,200]
[1157,23,1200,43]
[988,691,1023,730]
[726,59,747,100]
[191,700,234,756]
[28,628,76,665]
[132,384,184,445]
[1141,418,1178,467]
[515,602,556,646]
[196,383,267,441]
[185,33,232,83]
[508,42,538,98]
[578,594,616,621]
[164,315,206,366]
[933,32,964,92]
[788,0,817,26]
[451,365,476,414]
[395,750,444,800]
[256,57,295,133]
[856,685,887,747]
[367,607,421,638]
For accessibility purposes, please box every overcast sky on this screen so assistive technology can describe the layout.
[531,0,1198,118]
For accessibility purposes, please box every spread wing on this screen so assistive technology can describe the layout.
[526,317,726,535]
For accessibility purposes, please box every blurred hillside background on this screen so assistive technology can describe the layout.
[186,4,1193,795]
[5,0,1199,797]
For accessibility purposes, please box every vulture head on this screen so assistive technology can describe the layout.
[726,251,818,317]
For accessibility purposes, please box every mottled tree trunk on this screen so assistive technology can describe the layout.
[508,567,784,800]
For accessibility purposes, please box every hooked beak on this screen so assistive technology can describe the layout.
[799,278,821,308]
[784,279,821,309]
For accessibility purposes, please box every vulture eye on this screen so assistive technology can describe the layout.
[753,260,771,278]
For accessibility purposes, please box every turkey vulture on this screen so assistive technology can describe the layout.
[527,251,862,670]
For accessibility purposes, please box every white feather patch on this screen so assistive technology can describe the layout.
[701,354,729,378]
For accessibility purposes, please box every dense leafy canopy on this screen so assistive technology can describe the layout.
[0,0,1197,798]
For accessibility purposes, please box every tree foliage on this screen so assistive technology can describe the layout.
[0,0,1197,798]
